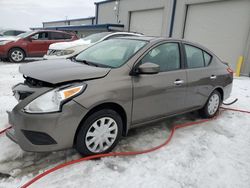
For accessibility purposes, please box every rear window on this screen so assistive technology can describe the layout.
[203,51,212,66]
[63,33,72,39]
[50,32,72,40]
[184,44,212,68]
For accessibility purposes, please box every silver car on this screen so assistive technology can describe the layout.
[7,37,233,156]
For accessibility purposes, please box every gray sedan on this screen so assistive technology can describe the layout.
[7,37,233,156]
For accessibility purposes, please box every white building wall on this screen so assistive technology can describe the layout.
[43,21,69,27]
[172,0,250,74]
[70,19,93,26]
[97,0,173,36]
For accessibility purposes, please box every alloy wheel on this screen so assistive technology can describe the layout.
[11,50,24,62]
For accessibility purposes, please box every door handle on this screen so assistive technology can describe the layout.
[174,79,184,85]
[210,75,217,80]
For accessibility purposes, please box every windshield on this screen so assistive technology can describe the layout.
[17,31,35,38]
[81,32,111,43]
[0,30,6,34]
[75,38,147,68]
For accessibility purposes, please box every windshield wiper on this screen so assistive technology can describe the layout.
[75,59,113,68]
[75,59,99,67]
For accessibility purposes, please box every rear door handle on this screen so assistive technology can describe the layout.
[210,75,217,80]
[174,79,184,86]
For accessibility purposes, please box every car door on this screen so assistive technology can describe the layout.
[27,31,50,56]
[183,43,214,109]
[132,42,187,125]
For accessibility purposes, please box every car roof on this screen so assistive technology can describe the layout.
[33,30,73,34]
[108,31,143,36]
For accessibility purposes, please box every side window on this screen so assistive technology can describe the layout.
[203,51,212,66]
[50,32,68,40]
[184,45,204,68]
[141,43,181,72]
[31,32,49,40]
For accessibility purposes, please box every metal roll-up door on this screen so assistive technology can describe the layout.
[184,0,250,71]
[129,8,164,36]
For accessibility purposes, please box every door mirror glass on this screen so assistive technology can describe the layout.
[138,62,160,74]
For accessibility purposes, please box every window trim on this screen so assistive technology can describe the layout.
[182,42,213,69]
[132,41,184,74]
[203,51,212,66]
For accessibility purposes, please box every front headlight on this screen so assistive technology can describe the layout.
[0,40,12,45]
[55,50,74,56]
[23,84,86,113]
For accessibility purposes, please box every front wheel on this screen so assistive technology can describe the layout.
[8,48,25,63]
[75,109,123,156]
[199,90,222,118]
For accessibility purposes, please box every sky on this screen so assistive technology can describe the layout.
[0,0,100,30]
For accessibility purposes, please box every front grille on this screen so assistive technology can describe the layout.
[24,76,53,87]
[14,90,33,101]
[12,77,54,102]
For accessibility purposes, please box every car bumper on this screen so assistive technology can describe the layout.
[223,82,233,100]
[7,100,88,152]
[0,46,8,58]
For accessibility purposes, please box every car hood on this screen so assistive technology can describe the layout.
[49,39,92,50]
[0,36,18,41]
[19,59,111,84]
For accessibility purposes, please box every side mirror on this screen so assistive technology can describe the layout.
[137,62,160,74]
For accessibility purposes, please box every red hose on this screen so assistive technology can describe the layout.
[0,107,249,188]
[0,126,11,135]
[21,118,212,188]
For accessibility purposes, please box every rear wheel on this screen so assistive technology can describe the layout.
[200,90,221,118]
[75,109,122,156]
[8,48,25,63]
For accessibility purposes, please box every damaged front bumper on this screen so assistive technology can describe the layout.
[6,82,88,152]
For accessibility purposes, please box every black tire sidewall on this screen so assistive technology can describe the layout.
[9,48,25,63]
[76,109,123,156]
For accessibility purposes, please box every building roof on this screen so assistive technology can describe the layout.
[94,0,116,5]
[43,17,95,24]
[31,23,124,31]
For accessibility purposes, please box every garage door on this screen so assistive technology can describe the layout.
[184,0,250,71]
[129,8,163,36]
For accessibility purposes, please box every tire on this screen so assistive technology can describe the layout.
[199,90,222,118]
[8,48,25,63]
[75,109,123,156]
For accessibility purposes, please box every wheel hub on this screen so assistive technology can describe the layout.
[11,50,23,62]
[208,93,220,115]
[85,117,118,153]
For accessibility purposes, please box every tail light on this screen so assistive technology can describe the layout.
[226,67,234,76]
